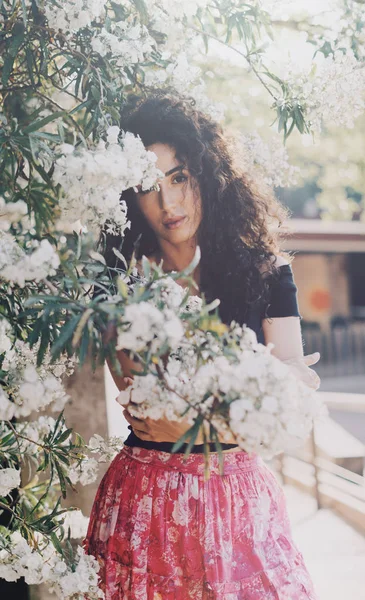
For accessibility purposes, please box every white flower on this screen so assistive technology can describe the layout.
[0,233,60,288]
[241,132,300,188]
[61,510,89,539]
[0,468,21,497]
[91,21,155,74]
[54,130,163,236]
[68,458,99,486]
[261,395,279,414]
[106,125,120,145]
[44,0,105,33]
[117,302,184,353]
[0,388,15,421]
[185,295,203,314]
[0,318,12,355]
[273,48,365,135]
[0,532,103,597]
[0,197,28,231]
[2,340,72,417]
[88,433,123,462]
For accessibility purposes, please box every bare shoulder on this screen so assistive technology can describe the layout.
[272,254,290,268]
[259,254,290,276]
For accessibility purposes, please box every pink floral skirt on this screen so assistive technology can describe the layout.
[84,446,317,600]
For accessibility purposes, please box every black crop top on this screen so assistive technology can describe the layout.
[124,263,301,454]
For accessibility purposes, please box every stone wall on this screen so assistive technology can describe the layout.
[29,360,108,600]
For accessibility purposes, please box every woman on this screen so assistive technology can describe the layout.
[85,92,320,599]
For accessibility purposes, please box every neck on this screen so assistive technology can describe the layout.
[157,238,198,273]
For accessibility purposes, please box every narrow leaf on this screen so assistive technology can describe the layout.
[23,111,66,134]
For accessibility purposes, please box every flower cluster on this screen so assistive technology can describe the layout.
[0,196,28,231]
[275,49,365,134]
[0,317,12,355]
[117,301,184,353]
[241,132,300,188]
[87,433,124,462]
[1,340,74,419]
[0,468,21,497]
[0,232,60,288]
[61,510,90,540]
[144,53,226,122]
[43,0,106,34]
[0,532,103,598]
[91,21,155,72]
[145,0,210,35]
[117,290,323,458]
[53,128,163,236]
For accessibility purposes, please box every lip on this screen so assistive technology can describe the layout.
[163,216,187,230]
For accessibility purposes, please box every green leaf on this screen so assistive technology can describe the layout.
[25,46,36,86]
[52,411,66,441]
[55,428,73,444]
[23,111,66,134]
[131,0,149,24]
[79,324,90,365]
[183,415,204,458]
[8,22,25,57]
[293,106,305,134]
[50,531,65,557]
[21,0,28,26]
[1,54,15,87]
[278,108,288,133]
[90,85,101,101]
[211,427,224,475]
[74,70,83,99]
[171,415,203,454]
[50,314,82,360]
[28,318,44,347]
[37,324,51,367]
[39,36,49,76]
[54,461,68,498]
[57,120,65,143]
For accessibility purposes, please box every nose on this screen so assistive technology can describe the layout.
[158,181,177,213]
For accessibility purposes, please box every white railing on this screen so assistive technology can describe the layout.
[274,428,365,533]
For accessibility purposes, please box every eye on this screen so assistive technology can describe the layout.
[172,173,188,184]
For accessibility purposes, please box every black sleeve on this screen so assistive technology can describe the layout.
[265,264,301,319]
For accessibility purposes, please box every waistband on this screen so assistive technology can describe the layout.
[119,445,261,476]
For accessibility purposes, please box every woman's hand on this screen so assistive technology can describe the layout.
[282,352,321,390]
[117,377,204,444]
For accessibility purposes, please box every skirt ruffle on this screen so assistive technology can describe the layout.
[84,447,317,600]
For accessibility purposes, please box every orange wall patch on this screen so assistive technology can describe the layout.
[309,288,331,312]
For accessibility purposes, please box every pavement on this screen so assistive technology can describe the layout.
[284,485,365,600]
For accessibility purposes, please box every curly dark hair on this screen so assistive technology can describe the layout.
[102,91,289,325]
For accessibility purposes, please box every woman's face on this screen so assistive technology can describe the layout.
[136,143,202,248]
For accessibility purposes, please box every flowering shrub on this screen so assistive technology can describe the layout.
[0,0,362,597]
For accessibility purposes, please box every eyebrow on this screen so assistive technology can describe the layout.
[164,164,186,176]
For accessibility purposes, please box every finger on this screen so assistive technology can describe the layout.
[122,376,134,388]
[303,368,321,390]
[115,390,130,406]
[133,429,154,441]
[303,352,320,366]
[123,409,149,432]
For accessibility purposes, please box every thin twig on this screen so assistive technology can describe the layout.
[186,23,278,100]
[34,90,85,137]
[42,278,59,295]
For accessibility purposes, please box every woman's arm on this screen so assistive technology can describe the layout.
[103,322,142,391]
[261,255,320,389]
[262,315,321,389]
[107,349,141,391]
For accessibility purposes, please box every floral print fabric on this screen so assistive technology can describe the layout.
[84,446,318,600]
